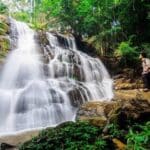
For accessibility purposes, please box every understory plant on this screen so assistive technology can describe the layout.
[19,120,150,150]
[126,121,150,150]
[20,121,108,150]
[115,40,139,67]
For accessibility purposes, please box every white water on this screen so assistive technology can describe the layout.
[0,19,113,135]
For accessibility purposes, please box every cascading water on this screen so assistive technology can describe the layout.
[0,19,113,135]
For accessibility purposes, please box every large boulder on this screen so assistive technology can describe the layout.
[77,91,150,127]
[77,101,117,127]
[113,68,144,90]
[0,130,39,148]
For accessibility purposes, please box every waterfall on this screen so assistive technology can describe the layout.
[0,19,113,135]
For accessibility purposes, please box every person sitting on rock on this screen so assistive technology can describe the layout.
[139,52,150,91]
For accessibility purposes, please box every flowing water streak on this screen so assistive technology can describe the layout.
[0,19,113,135]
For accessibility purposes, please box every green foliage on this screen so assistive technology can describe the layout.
[115,41,138,57]
[19,121,150,150]
[116,0,150,44]
[0,0,8,14]
[141,43,150,58]
[126,122,150,150]
[106,123,124,138]
[115,41,138,67]
[0,18,10,59]
[105,121,150,150]
[12,12,31,23]
[37,0,149,56]
[20,121,107,150]
[0,22,8,35]
[4,0,150,69]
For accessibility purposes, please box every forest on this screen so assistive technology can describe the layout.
[1,0,150,63]
[0,0,150,150]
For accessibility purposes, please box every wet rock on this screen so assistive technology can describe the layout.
[55,33,72,49]
[68,88,85,107]
[0,130,40,148]
[36,31,54,64]
[115,90,150,100]
[77,92,150,127]
[114,77,143,90]
[0,15,10,62]
[77,101,116,127]
[68,86,89,107]
[37,30,49,47]
[74,34,97,57]
[0,143,16,150]
[73,64,85,81]
[118,98,150,124]
[0,15,9,35]
[112,138,126,150]
[0,36,10,52]
[57,50,81,65]
[43,64,50,76]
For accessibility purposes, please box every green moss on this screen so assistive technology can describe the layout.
[0,1,8,14]
[0,15,9,36]
[0,36,9,49]
[0,37,10,61]
[0,22,9,35]
[0,15,10,60]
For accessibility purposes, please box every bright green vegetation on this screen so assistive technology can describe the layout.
[4,0,149,68]
[1,0,149,68]
[0,36,10,59]
[108,121,150,150]
[126,122,150,150]
[20,121,150,150]
[0,0,8,14]
[0,1,9,60]
[19,122,109,150]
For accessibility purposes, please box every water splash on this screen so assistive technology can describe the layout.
[0,19,113,135]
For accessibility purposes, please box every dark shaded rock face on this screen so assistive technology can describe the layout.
[77,97,150,127]
[56,34,70,49]
[68,87,86,107]
[119,99,150,124]
[36,31,54,63]
[74,34,97,57]
[77,101,116,127]
[0,143,16,150]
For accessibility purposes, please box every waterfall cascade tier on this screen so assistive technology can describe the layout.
[0,19,113,135]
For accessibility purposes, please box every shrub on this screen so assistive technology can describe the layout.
[115,41,139,67]
[106,123,124,139]
[12,12,31,23]
[126,121,150,150]
[19,121,108,150]
[0,1,8,14]
[141,43,150,58]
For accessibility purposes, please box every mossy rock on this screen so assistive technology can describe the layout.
[0,36,10,61]
[0,15,9,35]
[0,15,8,23]
[0,22,9,35]
[77,95,150,128]
[0,15,10,60]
